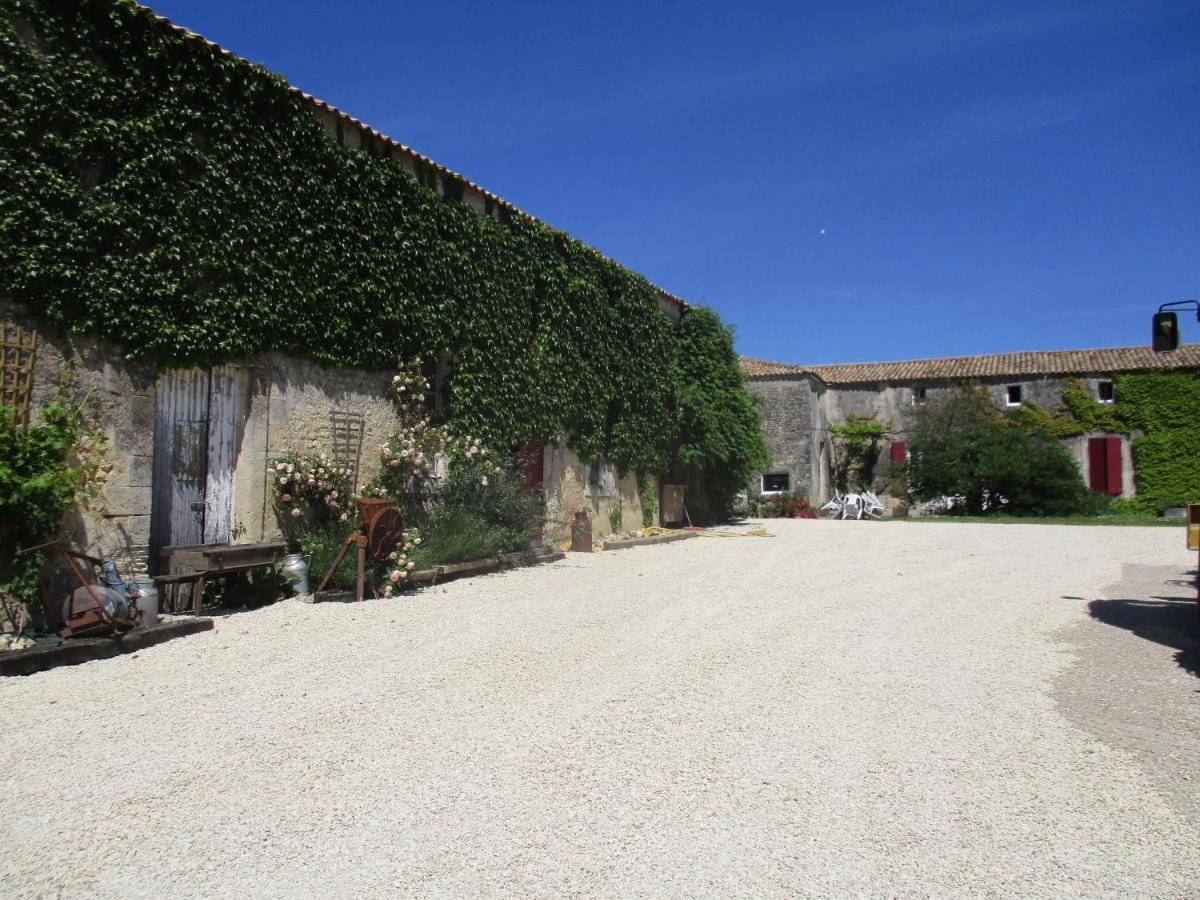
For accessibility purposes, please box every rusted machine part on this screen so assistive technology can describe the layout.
[357,498,404,561]
[570,510,592,552]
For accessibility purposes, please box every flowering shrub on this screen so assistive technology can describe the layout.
[267,451,353,549]
[364,358,497,503]
[381,529,422,598]
[363,359,446,503]
[752,492,818,519]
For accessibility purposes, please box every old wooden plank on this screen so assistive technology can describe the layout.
[0,638,121,676]
[204,365,244,544]
[116,618,213,652]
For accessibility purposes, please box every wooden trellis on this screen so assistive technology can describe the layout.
[330,409,365,495]
[1,324,37,424]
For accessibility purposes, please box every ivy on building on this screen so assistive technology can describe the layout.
[670,306,770,517]
[1004,373,1200,511]
[0,0,722,479]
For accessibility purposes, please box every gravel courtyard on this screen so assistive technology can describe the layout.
[2,520,1198,897]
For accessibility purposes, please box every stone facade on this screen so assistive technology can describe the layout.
[4,304,652,580]
[744,356,1164,505]
[745,375,826,500]
[2,300,157,574]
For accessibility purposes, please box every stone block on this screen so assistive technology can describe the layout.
[101,485,152,517]
[130,394,156,431]
[128,455,153,487]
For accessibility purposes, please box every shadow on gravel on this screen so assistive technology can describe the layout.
[1086,590,1200,679]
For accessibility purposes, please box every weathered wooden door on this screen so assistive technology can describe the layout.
[151,366,242,565]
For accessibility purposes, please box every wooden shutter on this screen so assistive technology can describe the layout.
[1105,437,1123,495]
[1087,438,1106,492]
[890,441,907,463]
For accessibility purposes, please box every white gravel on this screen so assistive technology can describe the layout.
[1,520,1197,897]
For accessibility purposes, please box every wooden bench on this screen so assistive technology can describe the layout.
[155,542,285,614]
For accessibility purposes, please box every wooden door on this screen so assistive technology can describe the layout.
[152,369,210,559]
[203,365,241,544]
[151,366,242,565]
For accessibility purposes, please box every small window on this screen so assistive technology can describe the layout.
[1098,381,1115,403]
[913,386,927,405]
[761,473,789,494]
[1006,385,1022,407]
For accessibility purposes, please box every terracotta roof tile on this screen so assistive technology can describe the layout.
[741,345,1200,383]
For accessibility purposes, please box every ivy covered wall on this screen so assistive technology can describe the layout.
[1116,372,1200,511]
[0,0,733,478]
[1007,372,1200,511]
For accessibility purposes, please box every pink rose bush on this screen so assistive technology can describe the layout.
[266,450,353,549]
[364,358,496,503]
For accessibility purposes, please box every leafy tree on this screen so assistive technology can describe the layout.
[671,306,770,519]
[905,387,1094,516]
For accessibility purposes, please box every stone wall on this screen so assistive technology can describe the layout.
[748,371,1134,505]
[2,301,157,574]
[230,355,397,545]
[542,445,645,543]
[745,375,824,500]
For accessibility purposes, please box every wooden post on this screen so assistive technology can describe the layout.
[355,534,367,602]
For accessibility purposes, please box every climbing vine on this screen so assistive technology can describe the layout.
[1116,371,1200,512]
[671,306,770,518]
[1003,373,1200,511]
[0,0,681,473]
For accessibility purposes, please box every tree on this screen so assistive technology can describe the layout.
[671,306,771,520]
[905,387,1093,516]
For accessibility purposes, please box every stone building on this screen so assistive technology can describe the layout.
[741,345,1200,506]
[0,8,683,578]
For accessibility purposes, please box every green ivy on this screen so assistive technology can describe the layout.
[1005,378,1124,438]
[1116,371,1200,511]
[671,306,770,517]
[1003,372,1200,511]
[0,0,688,474]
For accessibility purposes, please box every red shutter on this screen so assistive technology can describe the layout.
[890,441,907,463]
[1087,438,1107,492]
[1105,437,1122,495]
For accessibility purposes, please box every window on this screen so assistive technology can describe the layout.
[1006,384,1022,407]
[1098,381,1115,403]
[913,385,927,405]
[761,473,789,494]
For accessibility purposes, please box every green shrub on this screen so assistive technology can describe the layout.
[907,388,1092,516]
[638,474,658,527]
[671,306,771,520]
[829,416,887,493]
[0,396,103,625]
[409,507,508,568]
[300,523,385,593]
[437,456,542,553]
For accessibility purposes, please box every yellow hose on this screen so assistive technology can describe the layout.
[698,527,772,538]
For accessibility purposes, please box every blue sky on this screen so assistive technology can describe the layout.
[151,0,1199,364]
